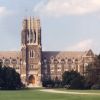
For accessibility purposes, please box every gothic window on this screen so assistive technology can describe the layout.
[75,59,78,64]
[38,29,41,45]
[50,56,54,64]
[30,30,33,43]
[29,50,35,58]
[43,57,47,64]
[61,59,65,64]
[34,30,36,43]
[27,32,29,43]
[11,59,17,65]
[21,31,25,44]
[4,59,10,66]
[68,58,72,64]
[32,50,34,57]
[51,56,54,59]
[57,56,61,63]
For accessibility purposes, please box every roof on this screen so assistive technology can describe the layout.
[0,51,21,59]
[42,51,85,60]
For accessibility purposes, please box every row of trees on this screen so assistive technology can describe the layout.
[42,70,100,89]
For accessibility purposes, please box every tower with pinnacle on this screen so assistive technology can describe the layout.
[21,17,42,86]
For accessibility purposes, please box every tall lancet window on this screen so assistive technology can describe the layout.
[29,50,35,58]
[34,30,36,43]
[27,32,29,43]
[38,29,41,45]
[30,30,33,43]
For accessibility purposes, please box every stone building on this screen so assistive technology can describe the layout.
[0,17,96,87]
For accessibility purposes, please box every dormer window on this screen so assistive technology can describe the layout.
[11,59,17,65]
[51,56,54,60]
[44,57,47,63]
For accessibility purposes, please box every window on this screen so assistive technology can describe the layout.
[11,59,17,65]
[5,59,10,65]
[34,30,36,43]
[30,65,34,70]
[29,50,35,58]
[30,30,33,43]
[27,32,29,43]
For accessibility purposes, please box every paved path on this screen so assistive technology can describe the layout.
[40,89,100,96]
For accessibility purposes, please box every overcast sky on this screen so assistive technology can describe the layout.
[0,0,100,54]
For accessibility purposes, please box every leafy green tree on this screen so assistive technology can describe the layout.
[0,66,23,90]
[62,71,85,89]
[70,76,85,89]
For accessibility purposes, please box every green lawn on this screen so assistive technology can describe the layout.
[0,89,100,100]
[55,88,100,93]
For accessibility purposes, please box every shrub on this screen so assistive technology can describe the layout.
[91,84,100,90]
[62,71,85,89]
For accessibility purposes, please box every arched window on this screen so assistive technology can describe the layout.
[43,57,47,63]
[32,50,34,58]
[4,59,10,66]
[34,30,36,43]
[29,50,35,58]
[61,59,65,64]
[27,32,29,43]
[30,30,33,43]
[11,59,17,65]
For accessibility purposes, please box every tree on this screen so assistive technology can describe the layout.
[0,66,23,90]
[97,54,100,60]
[42,78,54,88]
[62,71,85,89]
[70,76,85,89]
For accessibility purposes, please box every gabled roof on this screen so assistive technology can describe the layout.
[83,49,95,57]
[0,51,21,59]
[42,51,85,60]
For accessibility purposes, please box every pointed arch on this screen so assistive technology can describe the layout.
[38,29,41,45]
[27,31,29,43]
[30,30,33,43]
[34,30,36,43]
[28,75,35,84]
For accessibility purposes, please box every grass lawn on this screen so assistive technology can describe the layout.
[0,89,100,100]
[55,88,100,93]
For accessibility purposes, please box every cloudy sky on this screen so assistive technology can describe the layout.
[0,0,100,54]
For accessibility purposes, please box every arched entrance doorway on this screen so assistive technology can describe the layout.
[28,75,35,84]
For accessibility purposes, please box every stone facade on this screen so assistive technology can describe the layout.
[0,17,97,87]
[42,50,95,81]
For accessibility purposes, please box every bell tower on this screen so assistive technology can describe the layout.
[21,17,42,86]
